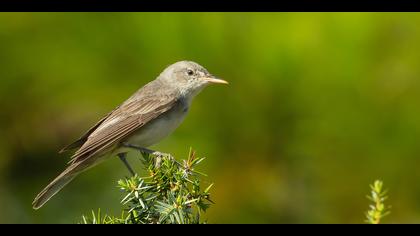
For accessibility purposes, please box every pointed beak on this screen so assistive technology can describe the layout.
[202,76,229,85]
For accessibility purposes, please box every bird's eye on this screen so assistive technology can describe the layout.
[187,69,194,76]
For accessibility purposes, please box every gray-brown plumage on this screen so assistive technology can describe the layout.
[32,61,227,209]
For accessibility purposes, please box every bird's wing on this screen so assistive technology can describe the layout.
[59,106,120,153]
[68,82,179,164]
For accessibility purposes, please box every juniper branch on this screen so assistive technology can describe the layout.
[81,148,213,224]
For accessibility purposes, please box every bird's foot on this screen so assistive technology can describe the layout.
[121,143,178,168]
[122,143,173,158]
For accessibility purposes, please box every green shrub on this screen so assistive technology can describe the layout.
[81,149,213,224]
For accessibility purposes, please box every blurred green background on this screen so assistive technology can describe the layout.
[1,12,420,223]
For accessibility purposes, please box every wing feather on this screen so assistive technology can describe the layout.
[59,106,119,153]
[68,82,179,164]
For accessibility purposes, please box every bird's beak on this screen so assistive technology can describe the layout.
[202,76,229,85]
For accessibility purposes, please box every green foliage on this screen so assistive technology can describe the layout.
[81,209,126,224]
[81,149,213,224]
[365,180,390,224]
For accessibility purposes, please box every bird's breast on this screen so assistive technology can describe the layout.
[124,99,189,148]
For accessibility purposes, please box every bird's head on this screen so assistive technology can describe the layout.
[160,60,228,98]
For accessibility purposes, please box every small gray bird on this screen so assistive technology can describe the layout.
[32,60,227,209]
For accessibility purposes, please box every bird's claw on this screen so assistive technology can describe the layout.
[121,142,177,167]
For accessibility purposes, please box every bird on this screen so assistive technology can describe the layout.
[32,60,228,209]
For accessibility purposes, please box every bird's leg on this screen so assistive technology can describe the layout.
[121,143,181,168]
[117,152,136,176]
[122,143,173,159]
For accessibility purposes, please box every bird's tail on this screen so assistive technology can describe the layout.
[32,164,82,210]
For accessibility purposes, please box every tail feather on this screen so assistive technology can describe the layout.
[32,166,80,210]
[34,139,111,209]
